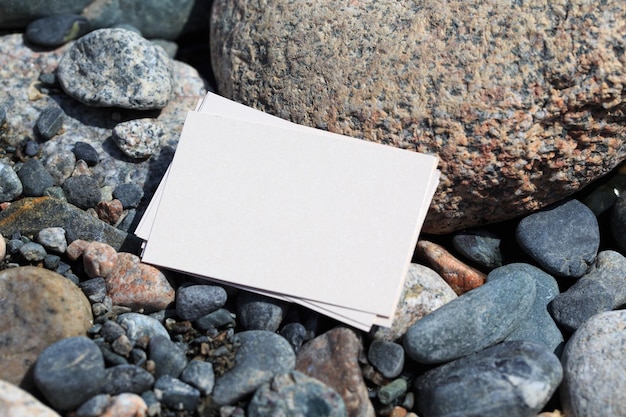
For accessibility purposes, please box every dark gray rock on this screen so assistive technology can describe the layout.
[237,292,288,332]
[36,106,64,140]
[18,241,47,262]
[195,308,236,331]
[149,334,188,378]
[611,193,626,253]
[117,312,170,344]
[62,175,102,209]
[25,14,89,47]
[154,375,200,411]
[367,340,405,379]
[488,263,563,353]
[100,364,155,395]
[78,277,107,304]
[279,322,307,353]
[100,319,127,343]
[75,394,110,417]
[414,340,563,417]
[0,0,91,28]
[72,142,99,167]
[113,183,144,208]
[516,199,599,278]
[403,274,536,364]
[43,253,61,270]
[34,336,106,411]
[180,359,215,396]
[176,284,228,321]
[549,250,626,332]
[248,371,346,417]
[16,159,54,197]
[0,162,22,202]
[24,140,39,156]
[213,330,296,405]
[452,228,503,269]
[57,28,173,110]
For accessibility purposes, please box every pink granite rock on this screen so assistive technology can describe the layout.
[0,379,61,417]
[95,199,124,225]
[105,252,175,312]
[83,241,119,278]
[66,238,90,261]
[210,0,626,233]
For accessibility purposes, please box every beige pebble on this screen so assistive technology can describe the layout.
[0,379,61,417]
[83,241,119,278]
[100,393,147,417]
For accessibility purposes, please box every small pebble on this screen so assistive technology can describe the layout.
[75,394,110,417]
[0,162,23,202]
[43,185,67,201]
[112,118,165,158]
[180,359,215,396]
[37,226,67,253]
[95,199,124,224]
[43,254,61,270]
[101,319,127,342]
[195,308,236,331]
[516,199,599,277]
[72,141,100,167]
[16,159,54,196]
[112,335,134,357]
[63,175,102,209]
[117,312,170,344]
[18,241,47,262]
[83,241,119,278]
[25,14,90,47]
[101,364,155,395]
[367,340,405,379]
[236,292,288,332]
[79,277,108,303]
[113,183,144,208]
[39,72,57,86]
[24,140,39,157]
[378,378,408,405]
[34,336,106,411]
[452,228,503,269]
[102,393,148,417]
[66,239,90,261]
[141,390,161,416]
[42,150,76,185]
[154,376,200,411]
[131,348,147,367]
[279,322,307,353]
[149,334,188,378]
[35,106,64,140]
[176,284,228,321]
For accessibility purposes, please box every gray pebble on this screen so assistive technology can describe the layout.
[176,284,228,321]
[72,141,100,167]
[44,254,61,270]
[378,378,408,405]
[180,359,215,396]
[237,292,288,332]
[279,322,307,353]
[516,199,599,277]
[111,335,133,356]
[34,336,106,411]
[131,348,147,367]
[6,238,23,254]
[452,228,503,269]
[16,159,54,197]
[97,341,129,366]
[79,277,107,304]
[154,375,200,411]
[62,175,102,209]
[24,140,39,157]
[117,312,170,344]
[112,118,164,158]
[42,151,76,185]
[43,185,67,200]
[549,250,626,332]
[25,14,90,47]
[195,308,236,331]
[100,364,155,395]
[213,330,296,405]
[18,241,47,262]
[414,341,563,417]
[37,226,67,253]
[248,370,346,417]
[113,183,144,208]
[403,273,536,364]
[141,390,161,416]
[487,263,563,353]
[0,162,22,202]
[57,28,172,110]
[367,340,405,379]
[36,106,64,140]
[149,334,188,378]
[75,394,110,417]
[100,319,127,342]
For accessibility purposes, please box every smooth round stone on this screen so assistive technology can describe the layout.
[25,14,89,47]
[117,312,170,344]
[34,336,106,411]
[16,159,54,197]
[236,292,288,332]
[100,364,155,395]
[403,273,536,364]
[72,141,99,166]
[516,199,599,278]
[367,340,405,379]
[176,284,228,321]
[0,161,22,202]
[213,330,296,405]
[57,29,173,110]
[113,183,144,208]
[180,359,215,396]
[0,379,62,417]
[112,118,165,158]
[248,370,346,417]
[36,106,64,140]
[414,340,563,417]
[18,241,47,261]
[452,228,503,269]
[62,175,102,209]
[37,227,68,253]
[0,266,93,387]
[154,375,200,411]
[24,140,39,157]
[487,263,563,353]
[149,334,188,378]
[561,310,626,417]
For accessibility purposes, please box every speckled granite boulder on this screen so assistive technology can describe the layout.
[210,0,626,233]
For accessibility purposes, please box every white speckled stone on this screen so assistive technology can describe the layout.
[113,119,164,159]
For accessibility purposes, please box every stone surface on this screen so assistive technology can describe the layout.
[18,241,47,262]
[236,292,288,332]
[0,0,91,28]
[83,241,118,278]
[113,183,144,208]
[416,240,486,294]
[452,228,503,269]
[99,393,148,417]
[112,118,165,159]
[0,266,93,388]
[370,263,457,342]
[550,250,626,332]
[561,310,626,417]
[16,159,54,197]
[516,199,599,277]
[34,336,106,411]
[35,106,64,140]
[403,273,535,364]
[62,175,102,209]
[25,14,89,48]
[367,340,405,379]
[57,28,172,110]
[36,227,67,253]
[154,375,200,412]
[213,330,296,405]
[101,364,155,395]
[488,263,563,353]
[0,161,23,202]
[117,312,170,344]
[248,370,347,417]
[210,0,626,233]
[296,327,375,417]
[180,359,215,396]
[175,284,228,321]
[414,341,562,417]
[149,335,188,378]
[95,199,124,224]
[72,141,100,166]
[0,379,62,417]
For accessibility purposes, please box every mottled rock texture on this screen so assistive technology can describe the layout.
[210,0,626,233]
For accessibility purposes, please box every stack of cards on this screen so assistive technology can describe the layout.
[136,93,440,331]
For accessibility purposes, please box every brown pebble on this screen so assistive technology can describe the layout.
[416,240,486,295]
[66,238,90,261]
[100,393,147,417]
[83,241,118,278]
[105,252,175,312]
[389,407,407,417]
[95,199,124,225]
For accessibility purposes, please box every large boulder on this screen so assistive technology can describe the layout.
[210,0,626,233]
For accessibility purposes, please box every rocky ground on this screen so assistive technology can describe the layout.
[1,3,626,417]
